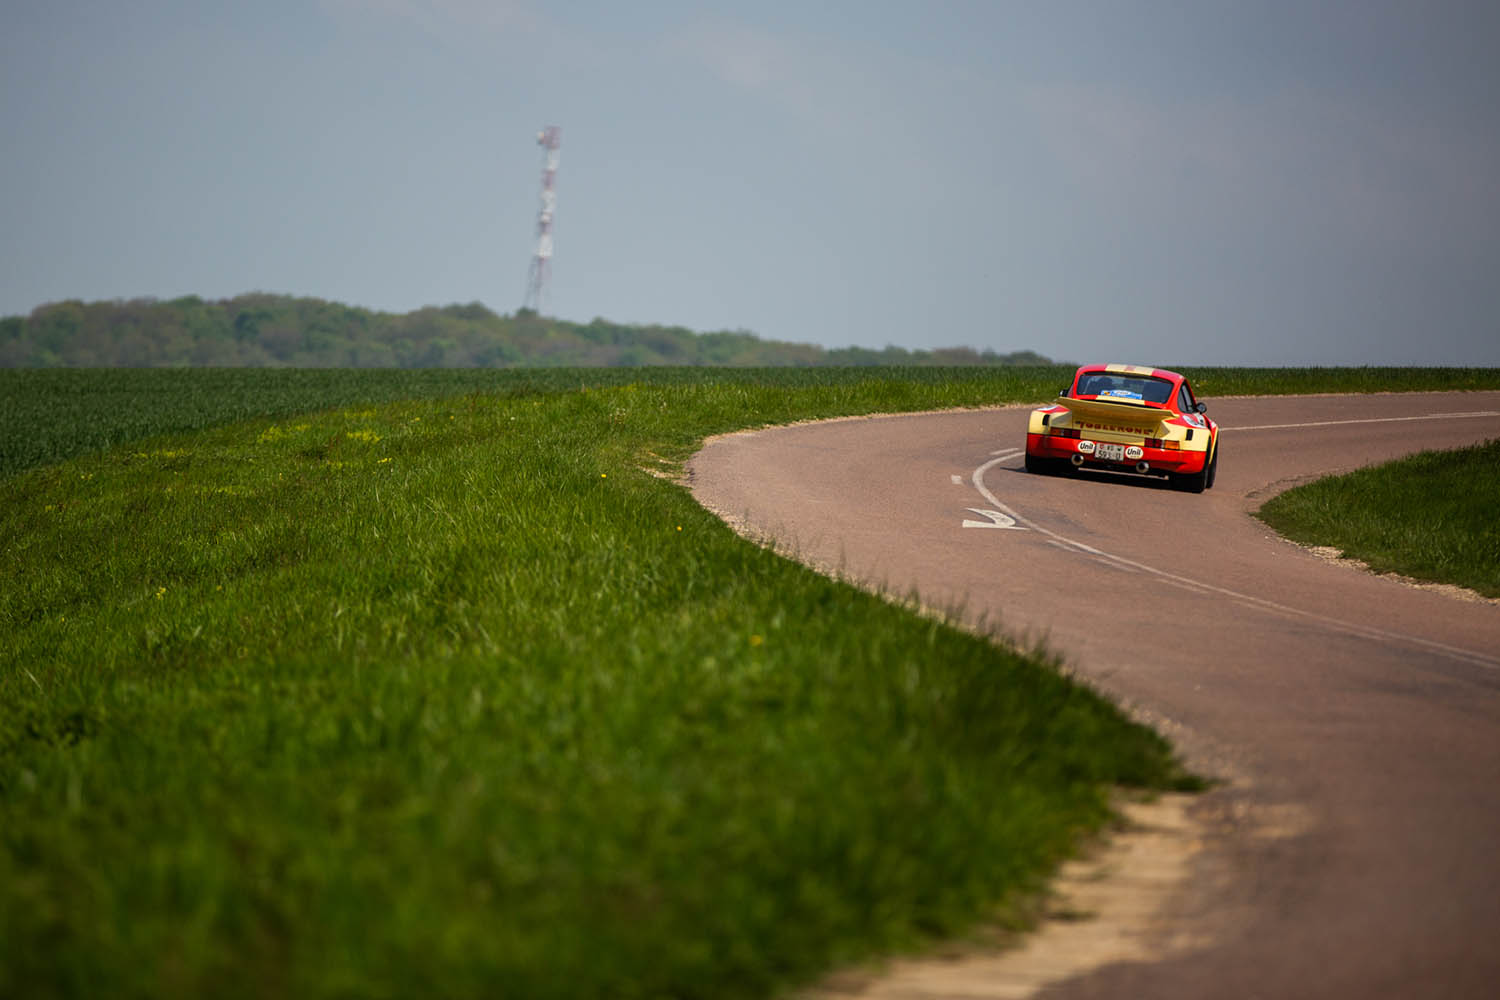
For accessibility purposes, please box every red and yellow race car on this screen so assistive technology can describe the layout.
[1024,364,1219,492]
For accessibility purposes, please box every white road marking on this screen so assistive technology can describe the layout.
[991,447,1024,457]
[969,456,1500,671]
[962,508,1026,530]
[951,474,964,485]
[1230,411,1500,432]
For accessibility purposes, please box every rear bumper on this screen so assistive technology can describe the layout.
[1026,433,1208,474]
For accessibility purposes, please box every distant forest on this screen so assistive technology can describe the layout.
[0,294,1051,368]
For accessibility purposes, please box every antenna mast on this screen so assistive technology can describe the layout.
[522,126,561,313]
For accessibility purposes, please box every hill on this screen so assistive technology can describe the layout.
[0,294,1051,368]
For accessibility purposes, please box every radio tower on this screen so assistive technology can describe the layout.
[522,126,561,314]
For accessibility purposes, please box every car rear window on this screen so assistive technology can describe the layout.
[1075,373,1174,404]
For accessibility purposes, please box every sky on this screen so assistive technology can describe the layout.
[3,0,1498,365]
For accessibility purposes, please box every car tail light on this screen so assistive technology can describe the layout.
[1048,427,1081,439]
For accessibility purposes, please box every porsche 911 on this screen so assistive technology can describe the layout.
[1024,364,1219,492]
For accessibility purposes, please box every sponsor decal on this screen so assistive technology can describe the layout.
[1080,421,1156,435]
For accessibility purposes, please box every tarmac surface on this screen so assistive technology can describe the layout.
[688,392,1500,999]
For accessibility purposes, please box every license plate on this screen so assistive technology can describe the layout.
[1095,443,1126,462]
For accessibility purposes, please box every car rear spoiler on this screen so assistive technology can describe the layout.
[1061,396,1173,429]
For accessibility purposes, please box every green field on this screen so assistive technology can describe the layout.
[3,366,1495,998]
[0,366,1071,479]
[1257,438,1500,598]
[7,366,1500,482]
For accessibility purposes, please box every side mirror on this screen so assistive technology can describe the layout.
[1195,401,1208,414]
[1059,386,1069,397]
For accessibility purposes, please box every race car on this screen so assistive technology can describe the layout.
[1024,364,1219,492]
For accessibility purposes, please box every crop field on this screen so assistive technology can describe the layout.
[1,367,698,479]
[2,366,1495,998]
[6,365,1500,481]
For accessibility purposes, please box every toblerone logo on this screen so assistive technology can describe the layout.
[1080,421,1155,435]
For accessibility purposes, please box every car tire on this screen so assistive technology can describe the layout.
[1205,444,1218,490]
[1026,453,1069,476]
[1173,454,1210,493]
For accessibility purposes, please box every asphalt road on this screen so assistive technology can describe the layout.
[688,392,1500,1000]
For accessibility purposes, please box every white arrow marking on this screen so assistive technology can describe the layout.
[962,508,1026,530]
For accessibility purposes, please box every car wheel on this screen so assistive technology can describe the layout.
[1173,456,1210,493]
[1025,450,1051,475]
[1205,444,1218,490]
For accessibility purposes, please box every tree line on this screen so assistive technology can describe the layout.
[0,294,1052,368]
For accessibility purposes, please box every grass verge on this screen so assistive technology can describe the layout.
[3,370,1190,999]
[1257,438,1500,598]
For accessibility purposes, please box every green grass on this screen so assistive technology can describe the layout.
[1257,439,1500,598]
[0,367,695,479]
[2,365,1493,998]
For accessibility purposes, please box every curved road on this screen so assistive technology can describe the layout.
[688,392,1500,1000]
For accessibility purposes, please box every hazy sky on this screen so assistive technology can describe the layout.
[3,1,1498,364]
